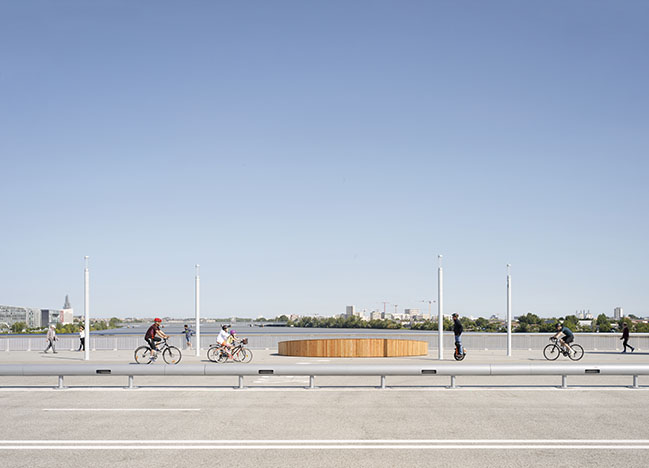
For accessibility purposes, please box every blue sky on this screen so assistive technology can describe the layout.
[1,1,648,319]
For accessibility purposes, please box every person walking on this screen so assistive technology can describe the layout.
[183,324,194,350]
[621,323,635,353]
[77,325,86,351]
[43,325,58,354]
[452,313,464,357]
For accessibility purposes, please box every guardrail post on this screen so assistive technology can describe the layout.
[238,375,244,389]
[561,375,567,389]
[450,375,457,389]
[380,375,386,389]
[633,375,639,389]
[128,375,135,389]
[309,375,315,389]
[57,376,65,389]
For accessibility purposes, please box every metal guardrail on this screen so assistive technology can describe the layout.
[0,363,647,390]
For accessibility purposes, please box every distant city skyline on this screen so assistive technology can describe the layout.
[2,1,648,319]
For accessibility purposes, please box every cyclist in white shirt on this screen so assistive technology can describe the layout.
[216,324,232,359]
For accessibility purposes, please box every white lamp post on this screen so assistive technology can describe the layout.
[438,254,444,360]
[84,256,90,361]
[195,264,200,357]
[507,263,512,357]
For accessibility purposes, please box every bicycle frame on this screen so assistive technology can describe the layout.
[550,338,570,355]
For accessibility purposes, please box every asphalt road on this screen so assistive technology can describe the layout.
[1,349,648,467]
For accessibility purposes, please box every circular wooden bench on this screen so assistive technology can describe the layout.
[278,338,428,357]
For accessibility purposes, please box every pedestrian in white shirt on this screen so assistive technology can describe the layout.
[77,325,86,351]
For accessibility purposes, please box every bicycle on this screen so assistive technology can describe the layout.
[454,342,466,361]
[134,338,182,364]
[207,338,253,363]
[543,337,584,361]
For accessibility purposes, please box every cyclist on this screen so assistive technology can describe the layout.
[145,318,168,359]
[552,322,575,356]
[216,324,232,359]
[227,329,241,346]
[452,313,464,357]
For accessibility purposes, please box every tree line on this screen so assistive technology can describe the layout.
[285,313,647,333]
[5,318,122,334]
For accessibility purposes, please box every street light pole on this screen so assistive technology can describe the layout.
[84,256,90,361]
[438,254,444,360]
[507,263,512,357]
[195,264,200,357]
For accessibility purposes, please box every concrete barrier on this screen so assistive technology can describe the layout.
[1,363,647,390]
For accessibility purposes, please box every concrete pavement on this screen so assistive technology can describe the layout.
[1,348,649,467]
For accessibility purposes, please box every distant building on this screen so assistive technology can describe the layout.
[60,295,74,324]
[345,306,355,317]
[370,310,381,321]
[404,308,423,321]
[614,307,624,320]
[576,309,593,320]
[0,305,68,328]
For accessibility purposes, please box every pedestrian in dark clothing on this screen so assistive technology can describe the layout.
[621,323,635,353]
[452,313,464,357]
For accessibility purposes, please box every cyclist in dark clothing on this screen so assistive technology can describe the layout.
[145,318,168,358]
[552,323,574,356]
[452,313,464,357]
[621,323,635,353]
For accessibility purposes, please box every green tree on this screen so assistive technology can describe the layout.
[11,322,27,333]
[563,315,579,330]
[619,317,634,332]
[475,317,489,331]
[636,322,649,333]
[539,321,558,332]
[514,322,529,333]
[596,314,611,332]
[461,317,476,331]
[518,313,542,325]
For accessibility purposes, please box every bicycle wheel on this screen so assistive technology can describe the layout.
[207,346,220,362]
[163,346,182,364]
[135,346,153,364]
[543,344,560,360]
[568,344,584,361]
[216,348,228,363]
[231,347,245,363]
[240,348,253,363]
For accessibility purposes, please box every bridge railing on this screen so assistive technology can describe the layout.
[0,363,646,390]
[1,332,648,352]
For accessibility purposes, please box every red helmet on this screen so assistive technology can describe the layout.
[154,318,162,323]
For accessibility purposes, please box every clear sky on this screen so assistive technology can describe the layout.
[1,1,648,319]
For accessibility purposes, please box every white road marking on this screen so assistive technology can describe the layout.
[2,439,649,444]
[1,439,649,450]
[42,409,201,412]
[1,445,649,450]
